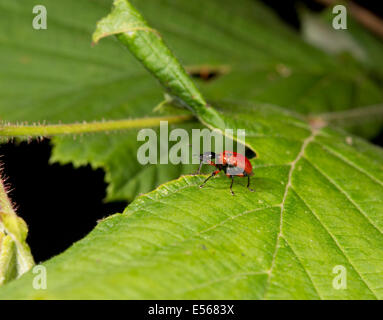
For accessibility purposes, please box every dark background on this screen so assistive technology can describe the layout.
[2,0,382,263]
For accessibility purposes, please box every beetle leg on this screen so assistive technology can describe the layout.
[230,176,235,195]
[199,170,220,188]
[247,175,254,192]
[195,162,203,175]
[195,159,215,175]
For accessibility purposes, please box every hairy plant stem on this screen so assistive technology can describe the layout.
[0,114,194,138]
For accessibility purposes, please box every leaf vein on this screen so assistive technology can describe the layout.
[304,156,383,235]
[316,142,383,188]
[263,129,318,299]
[292,187,379,299]
[283,237,322,299]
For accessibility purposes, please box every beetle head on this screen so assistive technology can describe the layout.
[200,151,216,162]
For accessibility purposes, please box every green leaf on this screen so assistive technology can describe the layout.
[1,102,383,299]
[1,0,383,201]
[1,1,383,298]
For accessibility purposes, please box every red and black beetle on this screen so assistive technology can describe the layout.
[196,151,254,195]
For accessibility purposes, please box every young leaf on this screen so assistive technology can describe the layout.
[0,174,34,284]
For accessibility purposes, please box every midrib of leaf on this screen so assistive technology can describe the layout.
[260,129,382,299]
[217,102,383,298]
[263,129,318,298]
[137,98,383,299]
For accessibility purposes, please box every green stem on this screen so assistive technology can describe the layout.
[0,115,194,138]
